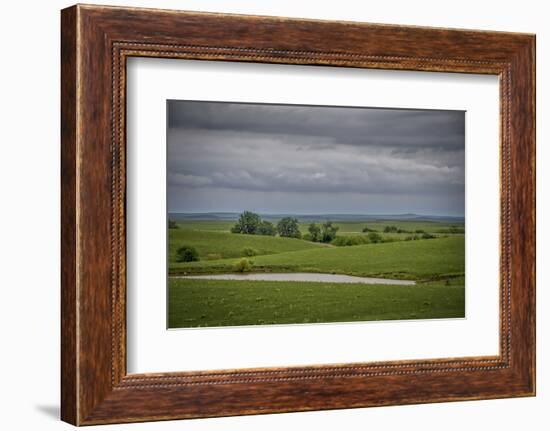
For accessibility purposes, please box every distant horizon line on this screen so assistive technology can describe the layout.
[168,211,465,218]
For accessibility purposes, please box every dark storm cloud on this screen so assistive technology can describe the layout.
[168,101,465,152]
[167,100,465,215]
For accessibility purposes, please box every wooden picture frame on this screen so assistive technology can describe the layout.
[61,4,535,425]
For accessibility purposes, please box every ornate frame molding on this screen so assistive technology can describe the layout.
[61,5,535,425]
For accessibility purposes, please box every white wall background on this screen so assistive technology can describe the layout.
[0,1,546,429]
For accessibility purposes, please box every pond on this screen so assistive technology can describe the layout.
[173,272,415,285]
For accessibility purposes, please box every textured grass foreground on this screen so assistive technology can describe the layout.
[168,278,465,328]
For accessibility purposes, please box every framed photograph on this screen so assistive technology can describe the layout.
[61,4,535,425]
[164,100,466,330]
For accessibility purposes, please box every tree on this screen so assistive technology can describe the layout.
[308,223,321,242]
[231,211,261,234]
[320,221,339,243]
[277,217,301,238]
[241,247,258,257]
[175,245,200,262]
[234,257,253,272]
[367,232,382,243]
[168,219,179,229]
[257,220,276,236]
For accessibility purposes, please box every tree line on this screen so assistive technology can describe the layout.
[230,211,338,243]
[230,211,301,238]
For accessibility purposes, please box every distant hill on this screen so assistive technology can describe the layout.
[168,212,465,223]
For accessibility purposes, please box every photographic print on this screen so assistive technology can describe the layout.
[167,100,465,329]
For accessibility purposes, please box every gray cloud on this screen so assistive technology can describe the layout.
[167,101,465,215]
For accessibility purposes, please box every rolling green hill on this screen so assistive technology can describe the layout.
[168,228,326,261]
[170,235,464,281]
[167,219,465,328]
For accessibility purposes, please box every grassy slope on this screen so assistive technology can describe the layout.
[168,277,465,328]
[170,236,464,281]
[169,228,325,261]
[170,221,235,232]
[326,220,464,236]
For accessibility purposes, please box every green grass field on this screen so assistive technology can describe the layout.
[169,277,465,328]
[170,235,464,280]
[168,228,326,261]
[167,218,465,328]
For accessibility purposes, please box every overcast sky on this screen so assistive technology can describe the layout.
[167,100,465,216]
